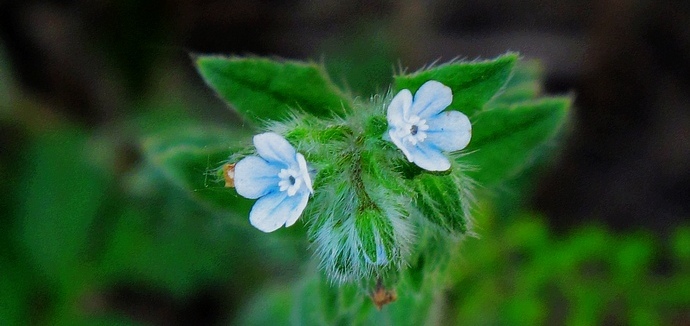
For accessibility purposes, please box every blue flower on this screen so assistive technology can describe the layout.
[386,80,472,171]
[234,132,313,232]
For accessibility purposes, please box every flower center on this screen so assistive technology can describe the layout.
[278,168,303,196]
[400,115,429,146]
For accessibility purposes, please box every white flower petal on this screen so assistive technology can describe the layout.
[296,153,313,194]
[388,128,414,161]
[283,190,310,227]
[234,156,281,199]
[249,191,289,232]
[249,189,308,232]
[387,89,412,126]
[410,80,453,118]
[407,142,451,171]
[253,132,297,167]
[426,110,472,152]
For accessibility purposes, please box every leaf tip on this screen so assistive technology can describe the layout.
[496,52,520,71]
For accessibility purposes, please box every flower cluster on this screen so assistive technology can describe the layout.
[231,80,471,233]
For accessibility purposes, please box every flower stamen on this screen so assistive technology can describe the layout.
[400,115,429,146]
[279,168,303,196]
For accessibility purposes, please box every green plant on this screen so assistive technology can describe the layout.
[191,53,569,301]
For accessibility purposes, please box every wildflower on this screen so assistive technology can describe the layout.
[234,132,313,232]
[386,80,472,171]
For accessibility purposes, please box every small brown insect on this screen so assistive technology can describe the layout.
[371,279,397,310]
[222,163,236,188]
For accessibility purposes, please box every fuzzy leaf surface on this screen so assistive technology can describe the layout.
[411,171,471,234]
[489,60,543,106]
[141,126,252,214]
[394,53,517,117]
[459,97,570,186]
[196,56,351,124]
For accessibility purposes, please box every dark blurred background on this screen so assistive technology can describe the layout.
[1,0,689,324]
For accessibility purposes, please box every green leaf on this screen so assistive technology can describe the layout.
[140,125,252,214]
[196,56,352,124]
[411,172,472,234]
[236,230,457,325]
[103,158,308,298]
[459,97,570,186]
[489,155,551,218]
[310,207,400,283]
[394,53,517,117]
[489,60,543,106]
[355,209,396,267]
[477,60,559,215]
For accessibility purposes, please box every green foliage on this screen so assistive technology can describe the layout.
[303,128,415,284]
[461,97,570,186]
[394,53,517,117]
[446,209,690,325]
[190,53,571,286]
[354,209,395,267]
[140,125,252,214]
[190,52,690,325]
[114,116,308,296]
[11,41,671,326]
[196,56,352,125]
[235,206,690,325]
[489,60,544,105]
[408,166,473,234]
[234,259,443,326]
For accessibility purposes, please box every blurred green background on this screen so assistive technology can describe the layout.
[1,0,689,324]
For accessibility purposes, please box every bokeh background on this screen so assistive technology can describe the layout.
[1,0,689,324]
